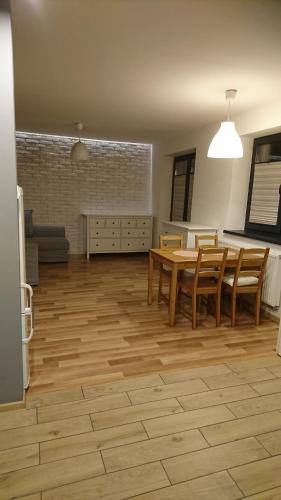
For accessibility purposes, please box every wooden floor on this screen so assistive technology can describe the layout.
[29,254,278,393]
[3,355,281,498]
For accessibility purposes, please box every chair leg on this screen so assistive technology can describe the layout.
[255,289,261,326]
[231,292,237,327]
[158,264,164,303]
[215,293,221,327]
[192,294,197,329]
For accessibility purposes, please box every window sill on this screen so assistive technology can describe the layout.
[223,229,281,246]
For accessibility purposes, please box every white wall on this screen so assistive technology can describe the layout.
[17,132,152,253]
[0,1,23,404]
[153,99,281,244]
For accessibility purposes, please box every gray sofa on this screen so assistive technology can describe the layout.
[25,210,70,285]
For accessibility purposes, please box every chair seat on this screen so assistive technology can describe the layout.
[223,274,259,287]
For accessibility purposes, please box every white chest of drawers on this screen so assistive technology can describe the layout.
[82,214,153,259]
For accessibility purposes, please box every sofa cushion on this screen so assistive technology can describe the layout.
[33,237,70,251]
[24,210,33,238]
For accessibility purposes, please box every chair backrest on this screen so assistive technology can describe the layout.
[193,247,228,290]
[159,233,183,249]
[233,247,270,288]
[195,234,218,248]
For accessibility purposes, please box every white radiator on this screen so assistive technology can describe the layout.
[262,252,281,308]
[221,238,281,309]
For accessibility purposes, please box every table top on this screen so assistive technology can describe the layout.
[150,247,239,265]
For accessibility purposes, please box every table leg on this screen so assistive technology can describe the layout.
[147,251,154,305]
[169,263,178,326]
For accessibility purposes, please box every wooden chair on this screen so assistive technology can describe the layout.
[179,247,228,329]
[222,247,269,327]
[195,233,218,248]
[158,234,183,303]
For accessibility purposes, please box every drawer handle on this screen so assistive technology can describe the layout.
[142,243,145,246]
[128,232,130,235]
[142,232,145,235]
[128,222,130,225]
[96,244,99,247]
[143,222,146,225]
[96,222,99,224]
[113,222,115,224]
[128,243,130,246]
[112,243,115,247]
[96,232,99,235]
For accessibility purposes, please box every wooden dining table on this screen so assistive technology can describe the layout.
[147,247,239,326]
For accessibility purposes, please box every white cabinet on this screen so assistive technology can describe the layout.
[162,221,218,248]
[82,214,153,258]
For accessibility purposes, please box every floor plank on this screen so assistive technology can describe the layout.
[37,392,130,424]
[201,411,281,446]
[0,415,92,451]
[163,437,268,484]
[42,462,169,500]
[203,368,276,390]
[229,455,281,496]
[40,422,148,463]
[228,393,281,418]
[127,471,242,499]
[0,408,36,431]
[0,452,104,500]
[102,429,208,472]
[178,384,257,410]
[143,404,234,438]
[91,398,183,430]
[128,378,208,405]
[0,444,39,474]
[83,374,163,399]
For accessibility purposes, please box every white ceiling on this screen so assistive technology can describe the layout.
[11,0,281,143]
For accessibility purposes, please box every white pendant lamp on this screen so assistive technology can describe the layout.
[70,122,89,161]
[207,89,243,159]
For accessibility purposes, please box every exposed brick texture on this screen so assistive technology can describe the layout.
[16,132,152,253]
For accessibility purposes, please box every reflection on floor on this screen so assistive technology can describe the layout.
[2,355,281,498]
[29,254,278,393]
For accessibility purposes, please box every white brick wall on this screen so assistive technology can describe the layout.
[16,132,152,254]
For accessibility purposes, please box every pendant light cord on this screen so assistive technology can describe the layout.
[226,97,231,122]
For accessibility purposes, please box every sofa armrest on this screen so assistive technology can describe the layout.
[33,225,66,238]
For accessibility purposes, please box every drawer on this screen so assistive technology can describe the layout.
[105,218,120,228]
[121,218,137,228]
[121,238,151,251]
[90,238,120,252]
[136,218,151,228]
[121,228,150,238]
[91,228,121,238]
[89,217,105,228]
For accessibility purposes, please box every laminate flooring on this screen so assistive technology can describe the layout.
[3,356,281,498]
[29,254,278,393]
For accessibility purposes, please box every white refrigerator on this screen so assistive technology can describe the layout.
[17,186,34,389]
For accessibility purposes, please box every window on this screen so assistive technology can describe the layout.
[170,153,195,221]
[245,133,281,235]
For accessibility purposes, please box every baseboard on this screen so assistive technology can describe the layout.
[262,308,280,324]
[0,390,26,412]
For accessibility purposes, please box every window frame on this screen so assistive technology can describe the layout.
[245,133,281,235]
[170,152,196,222]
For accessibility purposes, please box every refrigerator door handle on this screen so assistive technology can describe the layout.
[21,283,34,344]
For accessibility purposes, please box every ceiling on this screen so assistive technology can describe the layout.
[11,0,281,143]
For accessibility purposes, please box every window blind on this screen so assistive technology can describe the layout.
[249,161,281,225]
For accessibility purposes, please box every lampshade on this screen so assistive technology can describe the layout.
[207,121,243,158]
[207,89,243,159]
[70,139,89,161]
